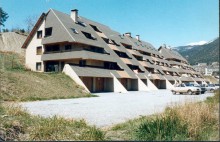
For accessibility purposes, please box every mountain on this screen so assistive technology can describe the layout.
[173,37,219,65]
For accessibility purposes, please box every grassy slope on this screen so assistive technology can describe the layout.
[0,52,92,101]
[105,91,219,141]
[0,104,105,141]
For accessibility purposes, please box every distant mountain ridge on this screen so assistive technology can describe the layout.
[173,37,219,65]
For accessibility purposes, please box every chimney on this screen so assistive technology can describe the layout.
[71,9,78,23]
[125,32,131,37]
[136,35,140,41]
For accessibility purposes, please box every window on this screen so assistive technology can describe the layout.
[45,44,60,53]
[79,60,86,67]
[119,35,124,39]
[133,54,143,61]
[90,24,102,33]
[81,31,96,40]
[127,64,144,73]
[45,27,52,37]
[36,62,42,71]
[36,46,42,55]
[102,37,110,44]
[104,62,122,70]
[77,21,87,27]
[114,50,130,59]
[65,45,72,51]
[71,28,78,34]
[110,40,120,46]
[37,30,42,39]
[121,43,132,49]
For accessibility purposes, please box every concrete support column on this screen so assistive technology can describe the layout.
[93,77,96,92]
[165,79,174,90]
[58,61,62,72]
[42,61,45,72]
[110,73,128,93]
[62,64,90,93]
[145,76,158,91]
[137,76,150,91]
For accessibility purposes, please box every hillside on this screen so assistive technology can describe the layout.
[173,37,219,65]
[0,52,92,101]
[0,32,27,55]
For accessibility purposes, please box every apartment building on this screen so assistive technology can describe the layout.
[21,9,207,93]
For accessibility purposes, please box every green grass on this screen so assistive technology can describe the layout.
[0,103,105,141]
[0,52,96,101]
[105,92,219,141]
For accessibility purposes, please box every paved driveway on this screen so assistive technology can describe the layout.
[20,90,214,127]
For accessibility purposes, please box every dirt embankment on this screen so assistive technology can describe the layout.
[0,32,27,56]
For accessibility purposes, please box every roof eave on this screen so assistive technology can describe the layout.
[21,13,46,49]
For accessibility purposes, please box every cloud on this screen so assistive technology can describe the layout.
[186,41,207,46]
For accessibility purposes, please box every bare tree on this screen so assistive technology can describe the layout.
[25,15,38,33]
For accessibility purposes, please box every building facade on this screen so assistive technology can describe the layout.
[21,9,207,93]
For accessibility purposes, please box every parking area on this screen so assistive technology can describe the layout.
[20,90,214,127]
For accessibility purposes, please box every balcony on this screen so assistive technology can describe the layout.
[41,50,114,62]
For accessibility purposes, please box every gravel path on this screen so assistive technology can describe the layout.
[20,90,214,127]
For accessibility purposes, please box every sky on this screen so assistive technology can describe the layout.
[0,0,219,48]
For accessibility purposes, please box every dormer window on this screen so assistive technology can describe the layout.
[110,39,120,46]
[121,43,132,49]
[78,21,87,27]
[102,37,110,44]
[90,24,102,33]
[119,35,124,39]
[45,27,52,37]
[81,31,96,40]
[71,28,79,34]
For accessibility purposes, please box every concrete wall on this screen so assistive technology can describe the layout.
[137,77,150,91]
[25,20,45,72]
[165,79,174,90]
[62,64,90,93]
[110,73,128,93]
[145,76,158,91]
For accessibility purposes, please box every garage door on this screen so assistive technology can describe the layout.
[81,77,93,92]
[95,78,104,92]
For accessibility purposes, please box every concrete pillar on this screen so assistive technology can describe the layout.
[62,64,90,93]
[58,61,62,72]
[110,73,128,93]
[165,79,174,90]
[145,75,158,91]
[93,77,96,92]
[137,76,150,91]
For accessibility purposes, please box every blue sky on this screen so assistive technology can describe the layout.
[0,0,219,48]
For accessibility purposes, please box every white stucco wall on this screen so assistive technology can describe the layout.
[165,79,174,90]
[63,64,90,93]
[137,76,150,91]
[25,20,45,72]
[145,75,158,91]
[110,73,128,93]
